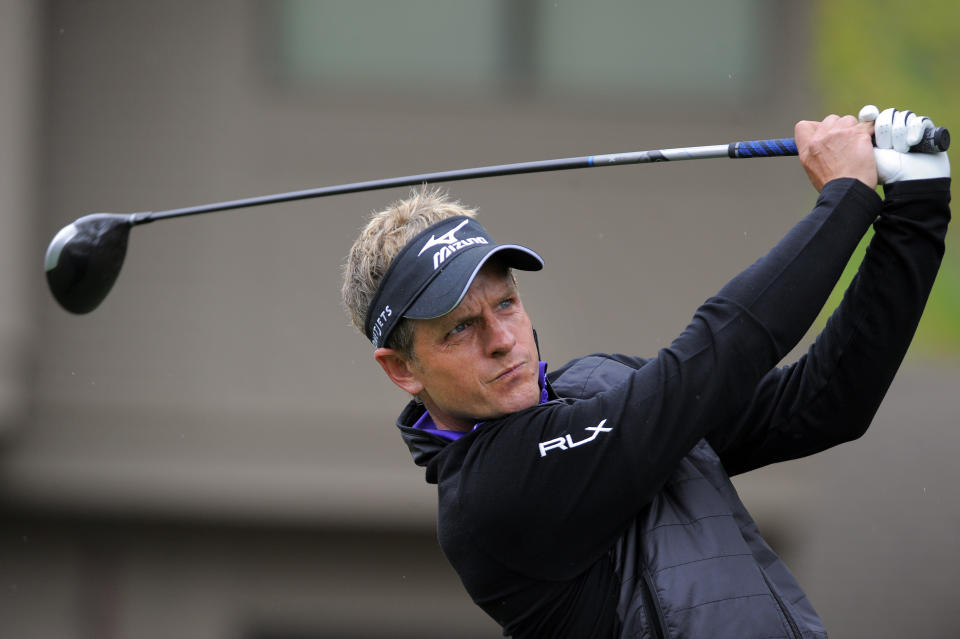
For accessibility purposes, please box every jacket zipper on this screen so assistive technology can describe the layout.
[639,564,668,639]
[760,569,802,639]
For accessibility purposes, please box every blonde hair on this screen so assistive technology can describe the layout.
[341,185,477,355]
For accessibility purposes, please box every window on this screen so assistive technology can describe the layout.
[274,0,767,104]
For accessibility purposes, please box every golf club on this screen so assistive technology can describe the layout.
[45,127,949,315]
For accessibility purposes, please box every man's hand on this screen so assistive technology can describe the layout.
[795,114,877,192]
[859,105,950,184]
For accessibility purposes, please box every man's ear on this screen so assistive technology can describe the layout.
[374,347,424,396]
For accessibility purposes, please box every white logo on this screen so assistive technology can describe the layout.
[417,219,488,269]
[370,305,392,347]
[418,219,470,256]
[538,419,612,457]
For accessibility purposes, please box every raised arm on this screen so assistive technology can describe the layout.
[710,107,951,474]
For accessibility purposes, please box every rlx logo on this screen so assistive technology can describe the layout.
[538,419,612,457]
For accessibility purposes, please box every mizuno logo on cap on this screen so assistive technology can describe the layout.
[418,219,470,256]
[417,219,488,269]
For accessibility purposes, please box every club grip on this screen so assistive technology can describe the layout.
[910,126,950,154]
[728,138,799,158]
[730,127,949,159]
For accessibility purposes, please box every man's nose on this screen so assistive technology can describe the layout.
[485,316,516,355]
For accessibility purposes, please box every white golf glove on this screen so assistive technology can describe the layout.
[858,105,950,184]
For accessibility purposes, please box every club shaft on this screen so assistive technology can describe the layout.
[129,138,802,226]
[130,124,960,225]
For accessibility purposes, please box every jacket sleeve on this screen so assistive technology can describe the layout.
[457,178,881,579]
[707,177,951,476]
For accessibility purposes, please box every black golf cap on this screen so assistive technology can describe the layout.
[365,216,543,348]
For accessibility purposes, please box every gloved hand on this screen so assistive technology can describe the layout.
[858,105,950,184]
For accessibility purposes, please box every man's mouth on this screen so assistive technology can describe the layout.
[491,363,525,383]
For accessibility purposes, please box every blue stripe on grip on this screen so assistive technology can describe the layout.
[734,138,798,158]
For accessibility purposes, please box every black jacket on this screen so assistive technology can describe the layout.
[399,178,951,638]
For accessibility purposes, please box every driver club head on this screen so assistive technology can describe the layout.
[45,213,135,314]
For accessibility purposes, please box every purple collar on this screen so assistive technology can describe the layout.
[412,361,549,441]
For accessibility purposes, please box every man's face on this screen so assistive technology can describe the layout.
[406,261,541,431]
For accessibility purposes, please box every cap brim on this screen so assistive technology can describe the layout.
[404,244,543,320]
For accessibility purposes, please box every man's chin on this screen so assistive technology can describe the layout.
[498,385,542,416]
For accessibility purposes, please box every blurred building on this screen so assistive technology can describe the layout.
[1,2,957,637]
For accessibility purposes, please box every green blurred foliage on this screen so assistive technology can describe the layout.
[814,0,960,355]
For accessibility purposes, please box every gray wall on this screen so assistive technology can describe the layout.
[0,0,40,435]
[1,2,957,637]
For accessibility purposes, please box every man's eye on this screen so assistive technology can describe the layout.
[448,323,467,336]
[499,298,514,309]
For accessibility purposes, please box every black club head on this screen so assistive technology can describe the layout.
[45,213,135,314]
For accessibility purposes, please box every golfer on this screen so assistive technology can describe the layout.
[341,107,950,638]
